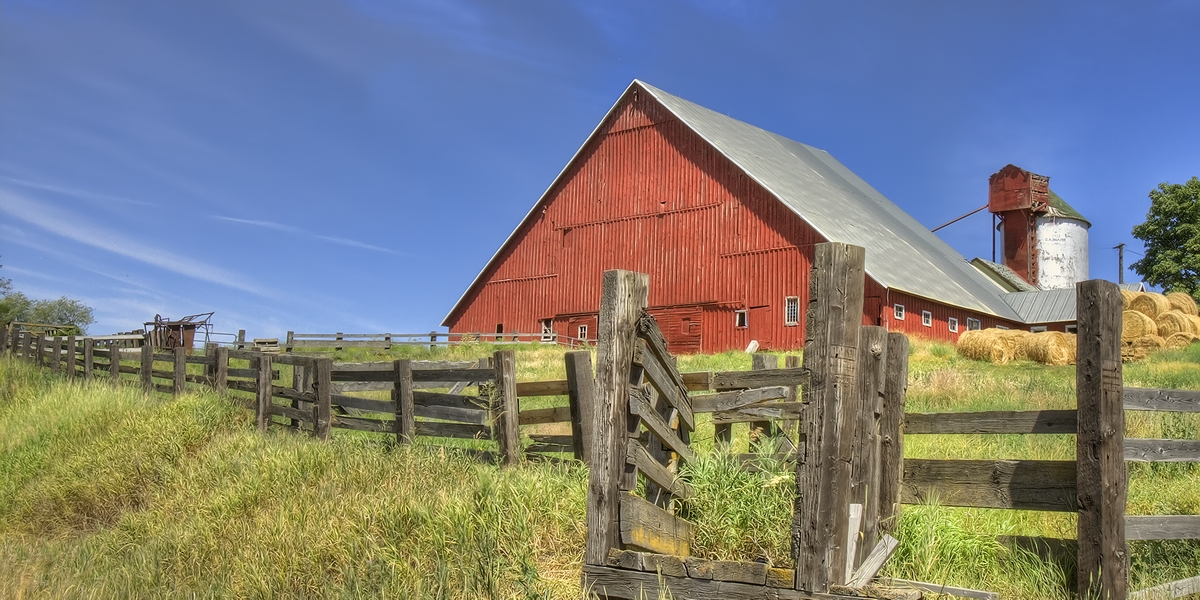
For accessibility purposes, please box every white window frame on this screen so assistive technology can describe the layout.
[577,324,588,340]
[1065,324,1077,334]
[996,325,1009,330]
[948,317,959,333]
[735,310,748,328]
[921,310,932,327]
[893,304,905,321]
[1030,325,1048,333]
[540,319,554,342]
[784,296,799,326]
[966,318,982,331]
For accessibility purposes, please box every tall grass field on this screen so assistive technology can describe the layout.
[1,340,1198,598]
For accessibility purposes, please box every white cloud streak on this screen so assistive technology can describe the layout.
[0,175,158,206]
[213,215,401,255]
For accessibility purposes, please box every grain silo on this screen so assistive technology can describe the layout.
[989,165,1090,290]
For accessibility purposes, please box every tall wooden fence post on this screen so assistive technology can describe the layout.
[0,324,9,356]
[1076,279,1127,600]
[51,336,63,373]
[394,359,414,444]
[877,332,909,537]
[173,346,187,395]
[65,335,77,382]
[493,350,521,465]
[140,345,153,392]
[214,347,229,394]
[565,351,596,463]
[313,357,332,440]
[850,325,888,570]
[34,335,45,368]
[256,354,274,432]
[19,331,31,362]
[82,338,94,382]
[584,269,649,567]
[751,353,779,442]
[794,242,866,593]
[109,343,121,384]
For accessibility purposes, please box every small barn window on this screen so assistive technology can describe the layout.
[996,325,1009,330]
[785,296,799,326]
[577,325,588,340]
[541,319,554,342]
[893,304,905,321]
[921,311,932,327]
[1065,324,1077,334]
[948,317,959,333]
[495,324,503,341]
[966,318,981,331]
[1030,325,1048,333]
[735,310,748,328]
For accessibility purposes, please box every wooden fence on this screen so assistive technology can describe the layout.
[282,330,590,352]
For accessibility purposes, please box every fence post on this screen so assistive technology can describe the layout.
[82,338,93,382]
[394,359,414,443]
[236,329,246,350]
[109,343,121,384]
[314,357,332,440]
[850,326,888,570]
[214,347,228,394]
[285,331,294,353]
[877,332,909,537]
[51,336,63,373]
[173,346,187,395]
[1076,279,1127,600]
[493,349,521,465]
[335,332,343,351]
[429,331,437,351]
[65,335,77,382]
[256,354,274,432]
[19,331,30,361]
[565,351,596,463]
[585,269,649,566]
[140,345,153,392]
[0,324,9,356]
[35,335,46,367]
[751,353,779,441]
[794,242,866,593]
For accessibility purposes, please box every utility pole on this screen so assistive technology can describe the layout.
[1113,243,1125,284]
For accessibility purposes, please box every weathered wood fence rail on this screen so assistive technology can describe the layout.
[283,330,590,352]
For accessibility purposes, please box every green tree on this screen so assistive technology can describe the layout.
[0,261,96,334]
[1131,177,1200,301]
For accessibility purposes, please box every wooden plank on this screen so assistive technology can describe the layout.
[749,354,779,439]
[529,434,574,447]
[878,332,908,537]
[713,367,809,391]
[395,359,414,444]
[1130,575,1200,600]
[618,492,693,555]
[413,390,485,411]
[1124,438,1200,462]
[414,421,490,440]
[256,355,274,432]
[267,403,313,422]
[846,534,899,589]
[516,379,569,396]
[628,388,694,463]
[518,405,572,425]
[1075,279,1128,600]
[582,565,866,600]
[900,459,1078,511]
[681,371,712,391]
[330,393,393,413]
[214,346,228,394]
[1125,515,1200,540]
[173,346,187,395]
[313,358,332,440]
[415,403,489,425]
[412,368,495,383]
[850,326,887,568]
[633,332,695,431]
[140,345,153,391]
[690,386,790,413]
[227,368,281,379]
[905,410,1078,435]
[82,338,93,382]
[1123,387,1200,412]
[586,269,648,566]
[331,414,394,434]
[844,503,863,582]
[183,354,215,365]
[51,336,62,373]
[526,443,574,454]
[566,351,596,462]
[109,341,122,384]
[795,242,866,592]
[626,438,692,500]
[64,335,76,382]
[712,402,803,424]
[493,350,521,465]
[879,578,999,600]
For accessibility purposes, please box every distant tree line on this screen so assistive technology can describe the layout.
[0,260,95,335]
[1132,176,1200,302]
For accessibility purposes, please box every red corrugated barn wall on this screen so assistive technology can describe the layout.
[444,84,1012,352]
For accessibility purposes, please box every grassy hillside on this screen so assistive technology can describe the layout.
[1,340,1198,598]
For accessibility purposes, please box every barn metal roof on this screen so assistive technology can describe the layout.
[637,81,1022,320]
[971,258,1041,292]
[1003,288,1078,323]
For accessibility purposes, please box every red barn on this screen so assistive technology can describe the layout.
[442,81,1091,353]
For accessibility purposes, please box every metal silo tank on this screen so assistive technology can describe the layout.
[1035,216,1089,289]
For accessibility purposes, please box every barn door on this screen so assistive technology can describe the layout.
[749,305,772,348]
[863,296,882,326]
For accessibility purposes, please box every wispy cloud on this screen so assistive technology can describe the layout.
[0,190,267,296]
[0,175,157,206]
[213,214,401,255]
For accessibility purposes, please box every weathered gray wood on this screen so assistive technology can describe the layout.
[877,333,908,536]
[332,414,394,433]
[528,433,574,447]
[844,503,863,582]
[313,358,332,440]
[173,346,187,395]
[140,344,153,391]
[901,458,1077,511]
[214,346,228,394]
[256,354,274,432]
[714,367,810,391]
[682,371,713,391]
[904,410,1078,435]
[81,338,93,382]
[628,387,695,463]
[1124,515,1200,540]
[227,368,281,379]
[0,325,8,356]
[1129,575,1200,600]
[586,269,649,566]
[846,534,899,589]
[493,350,521,465]
[795,242,866,592]
[517,379,569,396]
[1076,279,1127,600]
[519,405,573,425]
[413,390,486,411]
[267,403,313,422]
[626,438,692,500]
[749,353,779,438]
[413,368,495,383]
[1123,387,1200,412]
[64,335,77,381]
[618,492,693,556]
[1124,438,1200,462]
[633,335,695,431]
[879,578,999,600]
[415,420,490,439]
[109,342,122,384]
[712,402,804,424]
[416,403,489,425]
[395,359,414,444]
[691,386,790,413]
[582,565,867,600]
[331,393,393,413]
[850,326,887,569]
[51,336,63,372]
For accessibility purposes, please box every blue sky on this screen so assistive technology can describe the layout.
[2,1,1198,339]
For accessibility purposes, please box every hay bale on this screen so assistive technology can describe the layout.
[957,329,1013,364]
[1121,289,1139,309]
[1156,310,1195,337]
[1123,310,1158,341]
[1167,292,1199,316]
[1188,315,1200,335]
[1130,292,1172,319]
[997,330,1033,360]
[1123,334,1167,363]
[1164,332,1198,349]
[1020,331,1074,366]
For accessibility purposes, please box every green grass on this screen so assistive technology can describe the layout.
[2,339,1199,598]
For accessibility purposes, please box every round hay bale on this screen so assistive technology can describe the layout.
[1155,310,1194,337]
[1133,334,1166,352]
[1188,314,1200,335]
[1121,289,1139,310]
[1020,331,1074,366]
[1130,292,1172,319]
[1063,332,1077,364]
[957,329,1013,364]
[1167,292,1199,316]
[997,330,1033,360]
[1164,332,1198,349]
[1123,310,1158,341]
